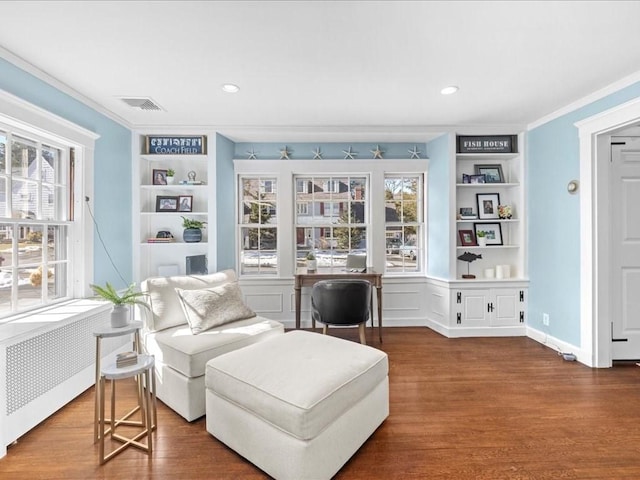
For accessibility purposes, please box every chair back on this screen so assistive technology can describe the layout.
[311,279,371,326]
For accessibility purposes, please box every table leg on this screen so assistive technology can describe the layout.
[376,285,383,343]
[94,337,101,443]
[295,285,301,329]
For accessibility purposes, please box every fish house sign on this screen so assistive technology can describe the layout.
[457,135,517,154]
[144,135,207,155]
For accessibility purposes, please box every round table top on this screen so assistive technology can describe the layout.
[93,320,143,338]
[101,353,154,380]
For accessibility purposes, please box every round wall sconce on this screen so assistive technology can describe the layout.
[567,180,579,194]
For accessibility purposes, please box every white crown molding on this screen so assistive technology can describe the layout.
[528,70,640,131]
[0,46,132,129]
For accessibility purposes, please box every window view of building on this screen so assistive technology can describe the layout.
[0,128,71,318]
[239,176,278,275]
[295,176,367,272]
[384,175,423,274]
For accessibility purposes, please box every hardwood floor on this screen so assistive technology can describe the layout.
[2,327,640,479]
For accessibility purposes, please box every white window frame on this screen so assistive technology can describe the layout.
[234,158,428,277]
[0,90,97,321]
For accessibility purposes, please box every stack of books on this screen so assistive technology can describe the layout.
[116,351,138,368]
[147,237,174,243]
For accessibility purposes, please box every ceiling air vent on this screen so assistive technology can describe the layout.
[119,97,164,111]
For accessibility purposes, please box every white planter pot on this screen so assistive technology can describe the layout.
[307,259,317,272]
[166,176,175,185]
[477,237,487,247]
[111,305,130,328]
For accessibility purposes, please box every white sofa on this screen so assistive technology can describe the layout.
[140,270,284,421]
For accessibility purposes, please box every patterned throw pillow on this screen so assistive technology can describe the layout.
[175,282,256,334]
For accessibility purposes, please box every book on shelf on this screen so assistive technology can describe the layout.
[116,351,138,368]
[147,237,174,243]
[460,215,478,220]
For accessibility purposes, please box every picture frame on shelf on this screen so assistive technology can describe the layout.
[474,164,504,183]
[178,195,193,212]
[469,174,486,184]
[476,192,501,219]
[473,223,503,246]
[459,207,474,216]
[458,229,476,246]
[156,195,178,212]
[152,169,168,185]
[462,173,471,184]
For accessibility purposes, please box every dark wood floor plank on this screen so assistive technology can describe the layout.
[1,327,640,479]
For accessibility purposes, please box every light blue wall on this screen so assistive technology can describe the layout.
[426,133,451,279]
[528,82,640,346]
[215,133,236,271]
[0,58,133,287]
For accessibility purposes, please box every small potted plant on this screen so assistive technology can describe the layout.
[476,230,487,247]
[90,282,149,327]
[306,251,317,273]
[182,216,207,243]
[166,168,176,185]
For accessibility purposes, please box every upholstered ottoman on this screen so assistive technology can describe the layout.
[205,330,389,480]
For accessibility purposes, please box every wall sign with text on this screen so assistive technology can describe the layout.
[457,135,518,154]
[144,135,207,155]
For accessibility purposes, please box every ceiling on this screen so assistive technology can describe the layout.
[1,1,640,142]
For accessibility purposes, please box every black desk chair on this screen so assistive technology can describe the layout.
[311,279,371,345]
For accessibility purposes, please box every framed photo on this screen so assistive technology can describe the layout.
[474,223,503,246]
[474,164,504,183]
[156,195,178,212]
[462,173,471,184]
[459,207,474,216]
[177,195,193,212]
[469,174,486,184]
[476,193,501,219]
[152,169,168,185]
[458,229,476,246]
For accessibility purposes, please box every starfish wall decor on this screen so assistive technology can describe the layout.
[246,148,258,160]
[370,145,384,159]
[279,146,291,160]
[312,147,323,159]
[408,146,422,159]
[342,146,357,160]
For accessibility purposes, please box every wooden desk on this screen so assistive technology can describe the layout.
[294,269,383,343]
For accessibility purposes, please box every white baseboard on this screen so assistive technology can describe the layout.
[526,326,591,366]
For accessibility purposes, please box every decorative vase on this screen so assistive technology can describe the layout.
[477,237,487,247]
[307,259,317,272]
[166,176,175,185]
[111,305,130,328]
[183,228,202,243]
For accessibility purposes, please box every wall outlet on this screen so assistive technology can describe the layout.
[542,313,550,326]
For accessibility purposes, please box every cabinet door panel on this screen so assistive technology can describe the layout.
[491,288,519,326]
[460,290,490,327]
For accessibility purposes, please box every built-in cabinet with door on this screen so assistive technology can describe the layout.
[132,133,212,282]
[451,282,527,328]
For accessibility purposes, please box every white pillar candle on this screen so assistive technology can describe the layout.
[484,268,495,279]
[496,265,504,279]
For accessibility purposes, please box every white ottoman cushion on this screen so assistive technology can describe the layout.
[206,330,387,441]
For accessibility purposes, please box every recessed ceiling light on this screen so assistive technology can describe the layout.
[441,85,459,95]
[222,83,240,93]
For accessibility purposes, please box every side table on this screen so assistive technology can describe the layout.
[93,320,143,443]
[99,353,156,464]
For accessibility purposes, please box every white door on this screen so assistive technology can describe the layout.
[611,138,640,359]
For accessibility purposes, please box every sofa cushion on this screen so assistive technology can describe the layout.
[205,330,388,440]
[144,315,284,378]
[141,270,238,332]
[175,282,256,334]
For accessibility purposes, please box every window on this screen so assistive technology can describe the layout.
[384,175,424,274]
[295,176,367,272]
[0,127,72,318]
[239,176,278,275]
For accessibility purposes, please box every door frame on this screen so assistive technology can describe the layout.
[576,97,640,367]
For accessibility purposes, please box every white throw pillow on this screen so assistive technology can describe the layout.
[175,282,256,334]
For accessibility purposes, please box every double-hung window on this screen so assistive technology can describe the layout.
[295,175,367,272]
[384,174,424,274]
[0,127,72,318]
[239,176,278,276]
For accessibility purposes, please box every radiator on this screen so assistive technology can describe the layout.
[0,300,132,458]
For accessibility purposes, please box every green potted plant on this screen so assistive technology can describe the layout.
[476,230,487,247]
[182,216,207,243]
[90,282,149,327]
[306,251,317,272]
[166,168,176,184]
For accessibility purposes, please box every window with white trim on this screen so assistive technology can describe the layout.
[384,175,424,273]
[295,175,367,272]
[0,126,73,318]
[239,176,278,275]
